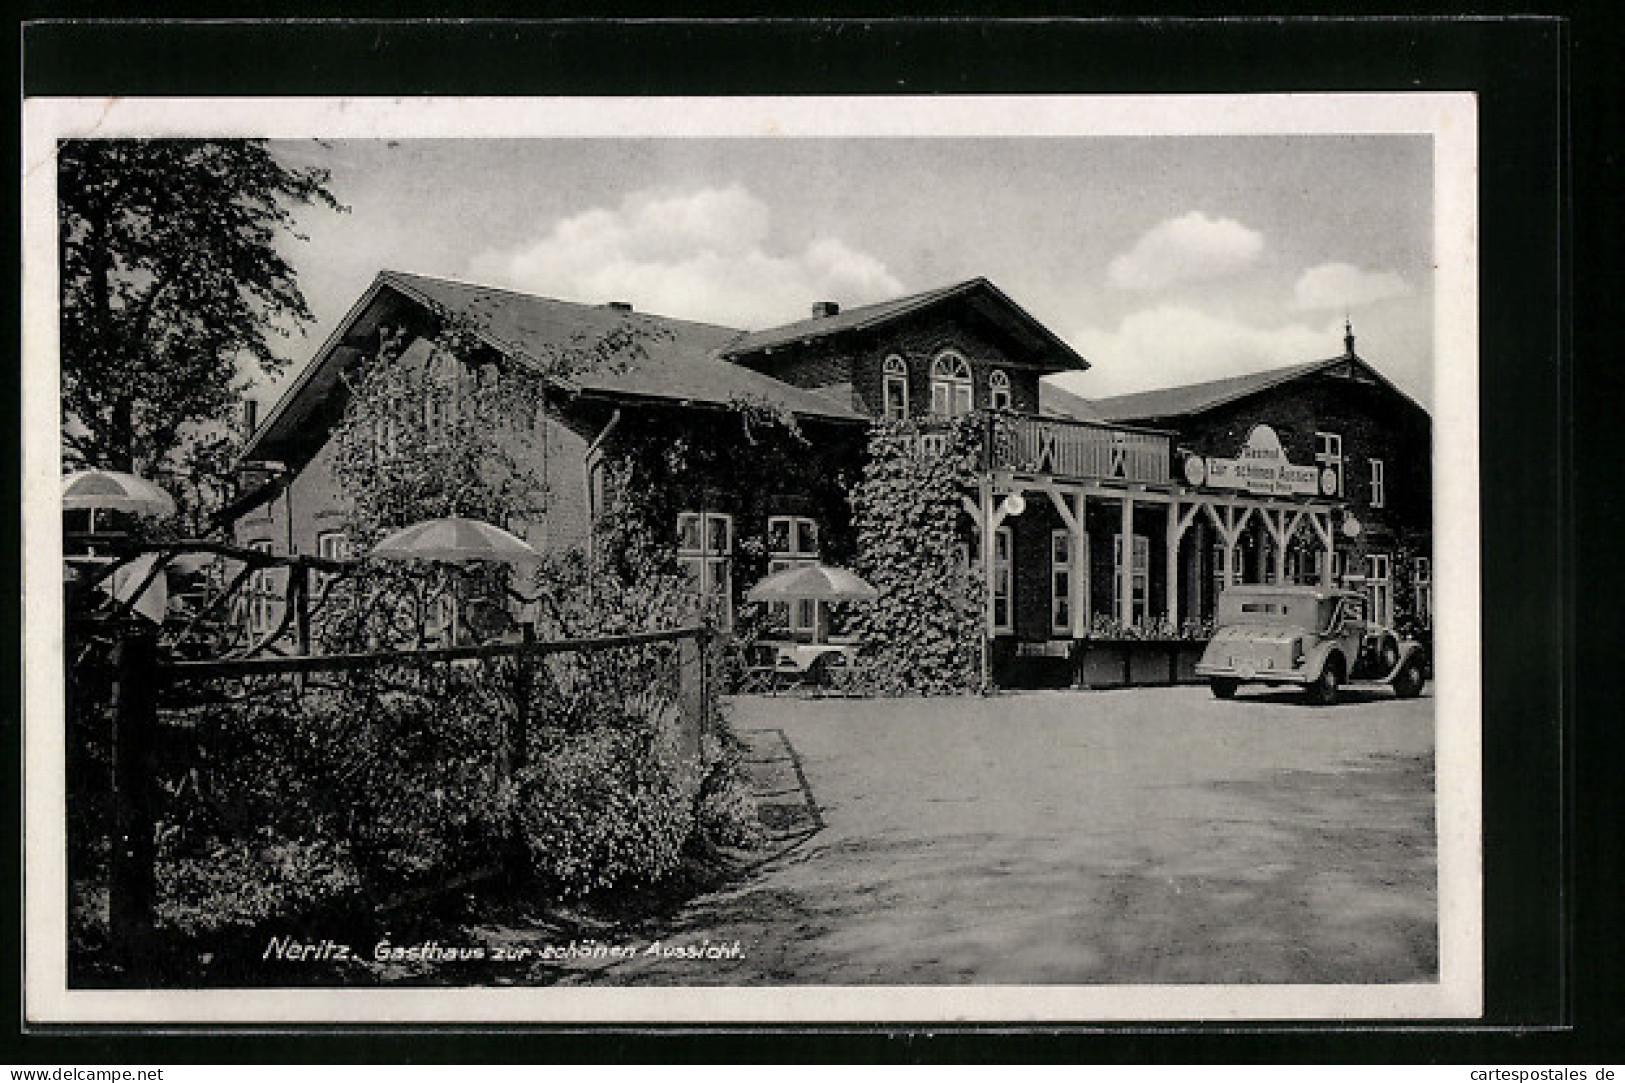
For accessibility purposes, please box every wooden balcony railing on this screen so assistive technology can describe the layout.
[983,412,1170,484]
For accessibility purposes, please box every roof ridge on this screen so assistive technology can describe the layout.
[378,268,747,336]
[1088,357,1337,407]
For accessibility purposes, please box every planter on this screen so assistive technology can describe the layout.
[1072,639,1210,689]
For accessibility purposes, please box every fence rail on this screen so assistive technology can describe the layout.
[91,620,716,981]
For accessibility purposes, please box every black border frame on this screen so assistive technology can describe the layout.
[11,14,1592,1063]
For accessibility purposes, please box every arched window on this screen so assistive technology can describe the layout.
[882,355,910,420]
[988,369,1012,411]
[930,351,974,418]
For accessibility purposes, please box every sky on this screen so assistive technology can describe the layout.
[263,135,1434,409]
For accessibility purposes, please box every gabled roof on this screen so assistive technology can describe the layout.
[1082,355,1427,423]
[720,277,1090,372]
[379,272,861,420]
[243,270,863,463]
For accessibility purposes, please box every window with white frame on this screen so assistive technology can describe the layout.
[246,540,282,636]
[1211,542,1247,599]
[1315,431,1344,497]
[1332,549,1350,584]
[1414,555,1432,628]
[967,527,1014,633]
[993,526,1013,633]
[1051,530,1076,635]
[767,515,820,635]
[313,530,351,600]
[1370,458,1386,508]
[988,369,1012,411]
[1366,552,1393,627]
[929,351,974,418]
[882,355,910,420]
[1114,533,1150,626]
[677,512,734,629]
[425,585,458,645]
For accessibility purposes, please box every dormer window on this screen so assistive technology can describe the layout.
[882,355,910,420]
[988,369,1012,411]
[930,351,974,418]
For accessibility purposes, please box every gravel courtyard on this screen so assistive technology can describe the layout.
[560,684,1436,986]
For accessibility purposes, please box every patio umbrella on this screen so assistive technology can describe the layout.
[747,564,878,603]
[746,563,877,644]
[62,469,177,527]
[370,515,542,565]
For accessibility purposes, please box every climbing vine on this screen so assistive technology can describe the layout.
[848,417,986,695]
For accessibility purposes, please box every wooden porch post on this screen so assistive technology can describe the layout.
[1071,494,1089,638]
[1221,506,1237,592]
[1165,500,1181,629]
[1118,494,1135,626]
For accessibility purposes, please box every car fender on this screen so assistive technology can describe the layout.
[1303,641,1344,681]
[1381,640,1428,682]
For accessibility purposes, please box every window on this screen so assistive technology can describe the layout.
[929,351,974,418]
[882,355,910,420]
[1114,534,1150,626]
[246,540,282,637]
[313,530,351,599]
[1315,432,1344,497]
[1366,552,1393,627]
[1370,458,1386,508]
[988,369,1012,411]
[1332,549,1350,584]
[767,515,820,635]
[1414,556,1432,628]
[677,512,734,629]
[423,354,461,439]
[425,587,458,645]
[919,433,949,456]
[993,526,1013,633]
[1211,542,1247,597]
[1051,530,1075,635]
[967,527,1014,633]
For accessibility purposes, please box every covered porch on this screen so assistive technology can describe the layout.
[958,413,1344,685]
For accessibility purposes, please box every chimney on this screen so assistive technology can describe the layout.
[241,398,259,438]
[606,301,633,313]
[811,300,840,319]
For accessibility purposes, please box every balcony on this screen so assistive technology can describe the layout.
[983,412,1171,485]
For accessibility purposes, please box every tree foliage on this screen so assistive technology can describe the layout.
[59,139,343,472]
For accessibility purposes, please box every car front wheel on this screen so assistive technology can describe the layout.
[1392,659,1425,699]
[1209,677,1240,699]
[1306,659,1341,706]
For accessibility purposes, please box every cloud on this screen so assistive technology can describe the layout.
[467,184,905,329]
[1054,304,1349,399]
[1292,262,1412,310]
[1107,212,1264,291]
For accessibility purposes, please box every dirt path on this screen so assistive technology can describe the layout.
[545,686,1437,986]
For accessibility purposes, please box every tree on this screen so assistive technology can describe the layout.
[59,139,343,473]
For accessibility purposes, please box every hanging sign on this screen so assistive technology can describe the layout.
[1186,425,1321,497]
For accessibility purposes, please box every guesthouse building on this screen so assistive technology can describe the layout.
[233,270,1431,687]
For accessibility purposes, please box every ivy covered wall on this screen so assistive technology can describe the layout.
[847,418,986,695]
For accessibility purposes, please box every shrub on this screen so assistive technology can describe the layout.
[155,830,360,938]
[516,728,696,897]
[693,722,764,849]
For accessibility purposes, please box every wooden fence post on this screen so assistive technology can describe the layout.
[677,628,706,763]
[109,627,160,978]
[512,621,534,772]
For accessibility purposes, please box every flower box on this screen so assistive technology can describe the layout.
[1072,639,1210,689]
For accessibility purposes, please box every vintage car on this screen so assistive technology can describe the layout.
[1195,584,1427,705]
